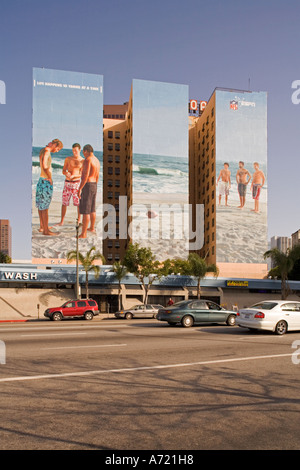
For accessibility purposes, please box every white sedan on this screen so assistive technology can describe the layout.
[237,300,300,335]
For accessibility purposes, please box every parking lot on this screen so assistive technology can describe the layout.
[0,318,299,450]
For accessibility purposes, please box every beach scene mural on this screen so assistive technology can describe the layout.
[131,79,189,260]
[32,68,103,261]
[215,90,268,264]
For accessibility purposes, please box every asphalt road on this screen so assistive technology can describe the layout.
[0,318,299,451]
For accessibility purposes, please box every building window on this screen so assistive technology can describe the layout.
[115,168,120,175]
[108,131,113,139]
[108,143,113,151]
[115,155,120,163]
[108,167,113,175]
[115,131,120,139]
[108,155,113,163]
[115,143,120,151]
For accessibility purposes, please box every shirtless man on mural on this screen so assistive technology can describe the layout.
[36,138,63,235]
[56,143,84,226]
[78,144,100,238]
[236,161,251,209]
[251,162,265,213]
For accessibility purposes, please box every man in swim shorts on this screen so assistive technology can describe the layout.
[217,163,231,206]
[36,138,63,235]
[236,161,251,209]
[251,162,265,213]
[78,144,100,238]
[56,143,84,226]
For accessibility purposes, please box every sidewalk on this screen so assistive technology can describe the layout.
[0,311,113,322]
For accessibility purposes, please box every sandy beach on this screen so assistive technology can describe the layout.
[32,190,103,259]
[132,192,190,260]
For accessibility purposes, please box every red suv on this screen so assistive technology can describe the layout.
[44,299,99,321]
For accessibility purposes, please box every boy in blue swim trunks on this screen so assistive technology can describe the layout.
[36,139,63,235]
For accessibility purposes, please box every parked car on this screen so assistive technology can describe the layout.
[156,300,236,327]
[237,300,300,335]
[44,299,99,321]
[115,304,164,319]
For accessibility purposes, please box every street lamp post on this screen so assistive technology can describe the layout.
[76,217,80,299]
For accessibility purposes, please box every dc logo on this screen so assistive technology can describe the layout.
[0,80,6,104]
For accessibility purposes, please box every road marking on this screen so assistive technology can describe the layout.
[0,352,293,383]
[0,324,130,333]
[41,343,127,350]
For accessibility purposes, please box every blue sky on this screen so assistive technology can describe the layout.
[0,0,299,259]
[132,79,188,157]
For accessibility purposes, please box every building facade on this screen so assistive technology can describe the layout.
[102,103,130,263]
[0,219,12,257]
[189,88,268,278]
[292,230,300,248]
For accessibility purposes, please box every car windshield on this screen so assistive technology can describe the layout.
[171,300,188,307]
[250,302,278,310]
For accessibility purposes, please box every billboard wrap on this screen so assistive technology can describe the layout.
[131,79,189,260]
[32,68,103,261]
[215,90,268,264]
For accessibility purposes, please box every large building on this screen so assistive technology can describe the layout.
[0,219,12,257]
[30,69,268,280]
[292,230,300,248]
[102,103,130,262]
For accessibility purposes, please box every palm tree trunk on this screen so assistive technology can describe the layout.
[118,282,122,311]
[197,278,201,299]
[144,286,149,305]
[281,276,289,300]
[85,271,89,299]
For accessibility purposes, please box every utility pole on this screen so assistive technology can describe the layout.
[76,217,80,299]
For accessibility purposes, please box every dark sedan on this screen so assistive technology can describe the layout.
[156,299,236,327]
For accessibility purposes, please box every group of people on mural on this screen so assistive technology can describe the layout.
[35,139,100,238]
[217,161,265,212]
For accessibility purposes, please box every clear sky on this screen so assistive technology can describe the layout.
[132,79,188,157]
[33,68,103,149]
[0,0,299,259]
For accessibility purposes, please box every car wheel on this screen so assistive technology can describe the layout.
[181,315,194,328]
[226,314,236,326]
[275,320,287,335]
[125,312,133,320]
[51,312,62,321]
[84,311,94,321]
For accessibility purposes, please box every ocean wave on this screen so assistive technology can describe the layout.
[133,164,186,177]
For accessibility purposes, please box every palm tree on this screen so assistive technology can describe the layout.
[264,246,300,299]
[67,246,105,299]
[182,253,219,299]
[0,252,11,263]
[112,261,128,311]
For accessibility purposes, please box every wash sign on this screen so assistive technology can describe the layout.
[2,272,38,280]
[0,80,6,104]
